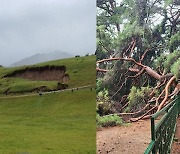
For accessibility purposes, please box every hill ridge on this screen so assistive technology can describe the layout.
[10,51,74,67]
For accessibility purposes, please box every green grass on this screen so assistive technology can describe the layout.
[0,55,96,94]
[96,114,123,128]
[0,89,96,154]
[37,55,96,88]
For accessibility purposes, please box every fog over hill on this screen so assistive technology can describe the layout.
[0,0,96,66]
[10,51,74,67]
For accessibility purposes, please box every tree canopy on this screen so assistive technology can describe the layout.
[96,0,180,121]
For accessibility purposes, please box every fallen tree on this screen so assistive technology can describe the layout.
[96,0,180,122]
[96,53,180,121]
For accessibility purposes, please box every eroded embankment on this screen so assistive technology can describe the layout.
[3,65,69,82]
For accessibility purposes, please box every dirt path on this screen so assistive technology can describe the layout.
[97,120,151,154]
[0,85,95,99]
[171,117,180,154]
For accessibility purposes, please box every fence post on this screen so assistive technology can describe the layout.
[151,117,156,154]
[178,95,179,114]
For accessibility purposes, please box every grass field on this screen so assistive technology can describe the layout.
[0,89,96,154]
[0,55,96,94]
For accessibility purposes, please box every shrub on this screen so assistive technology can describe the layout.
[126,86,151,112]
[57,82,68,89]
[97,101,111,116]
[97,88,111,115]
[96,114,123,127]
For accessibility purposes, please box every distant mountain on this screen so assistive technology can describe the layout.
[10,51,74,67]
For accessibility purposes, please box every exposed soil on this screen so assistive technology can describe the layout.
[3,65,69,82]
[171,117,180,154]
[97,120,151,154]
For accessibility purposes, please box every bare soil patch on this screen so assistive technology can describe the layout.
[4,65,69,82]
[97,120,151,154]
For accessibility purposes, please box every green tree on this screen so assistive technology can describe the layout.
[96,0,180,121]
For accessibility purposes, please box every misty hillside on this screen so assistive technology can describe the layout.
[10,51,74,67]
[0,55,95,94]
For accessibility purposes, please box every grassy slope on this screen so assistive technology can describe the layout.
[0,89,96,154]
[0,55,96,153]
[0,55,96,94]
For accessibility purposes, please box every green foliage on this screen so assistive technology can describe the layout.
[164,0,173,7]
[97,89,111,115]
[96,114,123,127]
[153,50,180,76]
[97,0,179,115]
[171,59,180,79]
[164,50,180,73]
[127,86,151,112]
[118,21,144,42]
[96,25,118,60]
[169,32,180,51]
[153,54,166,69]
[124,106,130,113]
[96,78,103,93]
[97,101,111,116]
[97,88,109,100]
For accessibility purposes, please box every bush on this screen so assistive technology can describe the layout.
[96,114,123,127]
[97,101,111,116]
[96,88,111,115]
[57,82,68,89]
[126,86,151,112]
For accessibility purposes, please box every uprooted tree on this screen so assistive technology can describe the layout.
[96,0,180,122]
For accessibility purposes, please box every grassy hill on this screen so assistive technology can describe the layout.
[0,55,96,153]
[0,55,95,94]
[0,89,96,154]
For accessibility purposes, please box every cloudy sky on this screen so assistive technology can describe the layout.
[0,0,96,66]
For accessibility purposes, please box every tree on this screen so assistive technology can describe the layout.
[96,0,180,121]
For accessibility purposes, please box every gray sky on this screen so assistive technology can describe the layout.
[0,0,96,66]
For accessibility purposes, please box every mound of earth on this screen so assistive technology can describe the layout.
[3,65,69,82]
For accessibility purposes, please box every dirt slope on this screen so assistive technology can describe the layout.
[4,65,69,82]
[97,120,151,154]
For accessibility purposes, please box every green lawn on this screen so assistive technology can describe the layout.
[0,89,96,154]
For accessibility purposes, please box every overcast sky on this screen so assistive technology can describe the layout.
[0,0,96,66]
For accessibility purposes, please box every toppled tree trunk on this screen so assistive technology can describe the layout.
[96,55,179,122]
[144,67,161,80]
[157,76,176,112]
